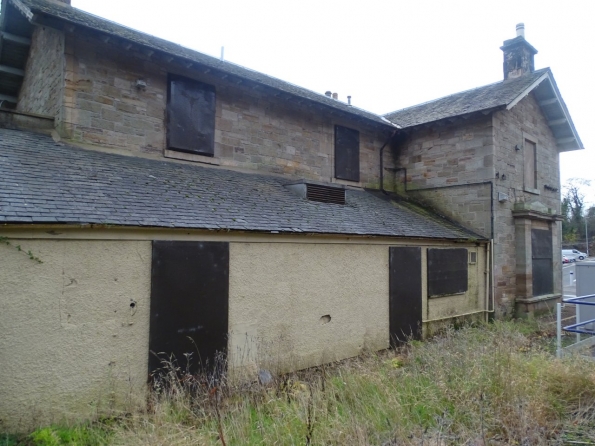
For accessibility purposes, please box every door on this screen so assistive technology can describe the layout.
[389,247,422,346]
[149,241,229,377]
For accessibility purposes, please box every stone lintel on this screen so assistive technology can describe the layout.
[512,209,563,222]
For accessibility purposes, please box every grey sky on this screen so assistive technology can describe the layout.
[73,0,594,204]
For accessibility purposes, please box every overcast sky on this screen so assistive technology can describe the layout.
[73,0,595,204]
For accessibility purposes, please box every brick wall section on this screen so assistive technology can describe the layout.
[17,26,64,118]
[395,94,562,315]
[58,32,393,186]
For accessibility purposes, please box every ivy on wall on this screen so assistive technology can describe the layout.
[0,236,43,263]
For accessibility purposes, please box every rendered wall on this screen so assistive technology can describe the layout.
[17,26,64,118]
[58,32,393,187]
[228,242,389,374]
[0,239,151,432]
[0,232,487,431]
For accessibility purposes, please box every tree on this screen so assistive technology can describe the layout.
[561,179,594,246]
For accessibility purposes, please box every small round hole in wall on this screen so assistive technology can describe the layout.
[130,302,136,309]
[319,315,331,325]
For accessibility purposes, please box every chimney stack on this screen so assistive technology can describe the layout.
[500,23,537,80]
[332,92,338,100]
[325,91,332,98]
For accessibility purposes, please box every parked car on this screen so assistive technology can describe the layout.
[562,255,570,264]
[562,249,587,261]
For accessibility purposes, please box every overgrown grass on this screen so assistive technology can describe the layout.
[6,320,595,445]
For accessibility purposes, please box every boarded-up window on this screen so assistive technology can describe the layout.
[532,228,553,296]
[524,139,537,190]
[335,125,360,182]
[427,248,468,297]
[167,76,216,156]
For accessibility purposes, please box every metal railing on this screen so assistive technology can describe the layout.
[556,294,595,359]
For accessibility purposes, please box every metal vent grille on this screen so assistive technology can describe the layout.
[306,184,346,205]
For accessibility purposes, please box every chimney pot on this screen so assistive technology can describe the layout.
[516,23,525,38]
[332,92,338,100]
[325,91,332,98]
[347,95,352,105]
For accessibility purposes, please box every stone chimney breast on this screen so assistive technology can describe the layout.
[500,23,538,80]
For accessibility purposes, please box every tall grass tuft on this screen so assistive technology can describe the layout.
[11,320,595,445]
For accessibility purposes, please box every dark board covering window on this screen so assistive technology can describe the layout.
[334,125,360,182]
[427,248,468,297]
[531,228,553,296]
[167,75,216,156]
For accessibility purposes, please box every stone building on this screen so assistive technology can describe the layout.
[0,0,580,431]
[383,24,583,317]
[0,0,493,430]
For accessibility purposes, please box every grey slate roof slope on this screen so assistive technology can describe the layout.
[384,68,549,128]
[0,129,481,240]
[9,0,395,129]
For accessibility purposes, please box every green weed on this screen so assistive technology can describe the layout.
[8,319,595,445]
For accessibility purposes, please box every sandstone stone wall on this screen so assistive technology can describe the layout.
[394,94,562,315]
[58,32,393,186]
[393,115,494,238]
[492,93,561,213]
[17,26,65,118]
[492,92,562,309]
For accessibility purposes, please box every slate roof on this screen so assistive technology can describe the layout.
[8,0,395,129]
[384,68,550,128]
[0,128,481,240]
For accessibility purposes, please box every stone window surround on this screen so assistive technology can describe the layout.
[523,132,540,195]
[513,209,562,307]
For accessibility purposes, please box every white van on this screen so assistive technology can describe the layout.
[562,249,587,261]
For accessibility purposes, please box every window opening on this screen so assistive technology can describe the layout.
[334,125,360,182]
[167,75,216,156]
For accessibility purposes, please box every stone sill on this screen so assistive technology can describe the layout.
[516,293,561,304]
[524,187,540,195]
[332,177,363,188]
[164,149,221,166]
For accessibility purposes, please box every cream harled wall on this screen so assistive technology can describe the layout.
[0,231,487,431]
[0,239,152,431]
[229,242,389,374]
